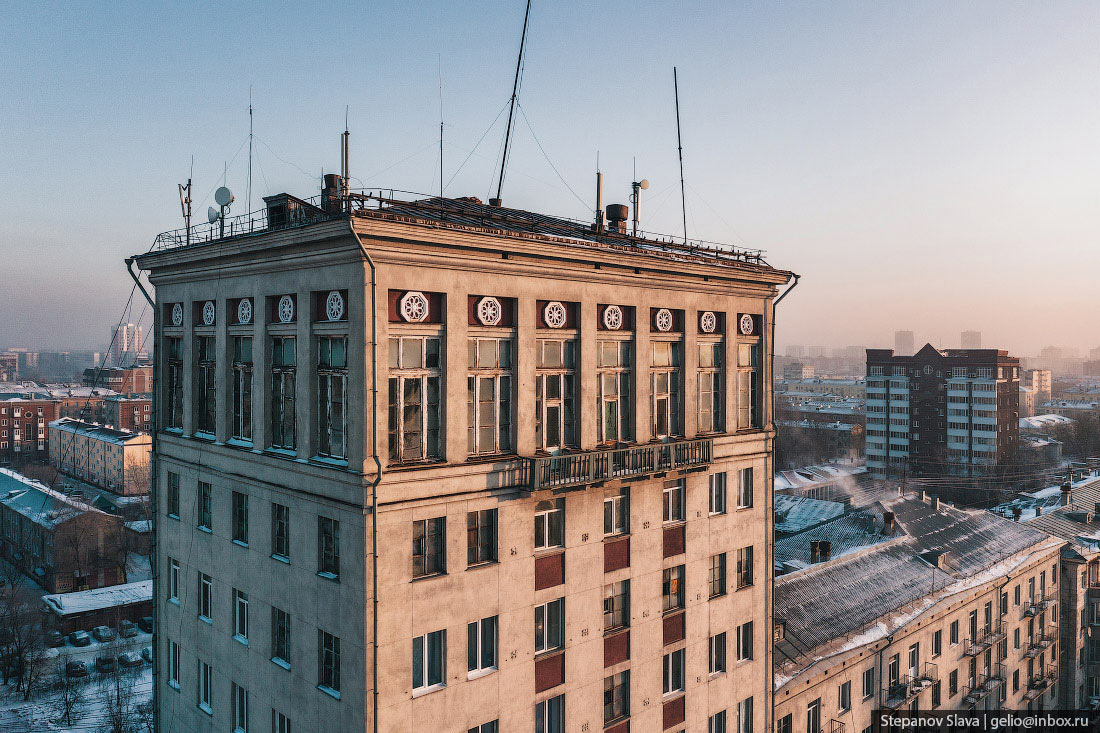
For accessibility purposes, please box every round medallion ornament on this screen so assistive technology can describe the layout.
[477,296,503,326]
[543,301,567,329]
[277,295,295,324]
[170,303,183,327]
[236,299,253,325]
[325,291,345,321]
[655,308,674,333]
[399,291,429,323]
[602,305,624,331]
[923,365,933,376]
[738,313,755,336]
[201,301,215,326]
[699,311,717,334]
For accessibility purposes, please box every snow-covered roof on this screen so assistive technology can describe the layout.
[47,386,119,399]
[42,580,152,617]
[774,462,866,493]
[49,417,149,445]
[0,468,104,528]
[774,494,846,535]
[124,520,152,533]
[1020,414,1074,429]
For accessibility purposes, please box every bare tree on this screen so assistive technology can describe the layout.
[99,659,139,733]
[53,659,87,727]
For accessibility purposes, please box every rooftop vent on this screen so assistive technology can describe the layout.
[922,550,950,569]
[810,539,833,564]
[605,204,629,234]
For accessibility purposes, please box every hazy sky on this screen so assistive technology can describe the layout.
[2,2,1099,355]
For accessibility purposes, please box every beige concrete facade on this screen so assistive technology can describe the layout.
[137,201,792,733]
[48,417,151,495]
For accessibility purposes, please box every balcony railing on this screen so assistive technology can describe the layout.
[964,624,1006,657]
[1023,665,1057,700]
[961,664,1006,706]
[829,720,844,733]
[881,665,937,709]
[1024,592,1056,617]
[1025,632,1057,659]
[528,438,713,492]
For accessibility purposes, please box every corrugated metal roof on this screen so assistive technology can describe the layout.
[774,494,848,536]
[774,512,892,570]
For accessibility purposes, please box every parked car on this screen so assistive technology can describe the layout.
[47,630,66,647]
[91,626,115,643]
[118,652,142,669]
[65,660,88,678]
[137,616,154,634]
[118,620,138,638]
[94,655,117,674]
[141,646,153,663]
[69,630,91,647]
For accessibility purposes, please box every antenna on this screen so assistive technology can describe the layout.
[674,67,689,247]
[630,177,650,238]
[439,53,445,218]
[247,87,253,213]
[178,162,192,247]
[492,0,533,207]
[342,105,350,185]
[214,186,234,238]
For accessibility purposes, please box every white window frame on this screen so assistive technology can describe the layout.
[838,680,851,712]
[231,335,253,442]
[596,338,632,443]
[467,337,513,455]
[534,499,565,550]
[198,572,212,621]
[603,487,628,536]
[232,681,249,732]
[709,473,727,515]
[317,335,348,460]
[737,467,754,509]
[698,338,724,433]
[168,558,180,603]
[663,648,685,696]
[272,710,291,733]
[388,334,442,462]
[168,639,180,689]
[535,694,564,733]
[536,338,577,451]
[412,629,446,694]
[651,339,682,438]
[709,632,727,675]
[738,697,753,733]
[737,621,754,661]
[233,589,249,643]
[663,479,685,524]
[197,659,213,714]
[534,598,565,654]
[467,616,498,678]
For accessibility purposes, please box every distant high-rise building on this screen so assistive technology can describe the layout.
[894,330,914,356]
[1089,346,1100,361]
[1022,368,1052,408]
[110,323,145,366]
[960,330,982,349]
[865,344,1020,481]
[783,362,814,379]
[785,344,805,358]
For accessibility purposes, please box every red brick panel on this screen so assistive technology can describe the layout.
[663,524,685,558]
[534,651,565,693]
[604,630,629,667]
[663,612,685,646]
[535,551,565,591]
[604,536,630,573]
[605,720,630,733]
[663,696,685,729]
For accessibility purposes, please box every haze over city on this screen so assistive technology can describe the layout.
[2,1,1099,354]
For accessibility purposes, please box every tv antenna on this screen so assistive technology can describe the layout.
[212,186,234,238]
[492,0,532,207]
[247,87,254,213]
[674,67,689,247]
[178,157,193,246]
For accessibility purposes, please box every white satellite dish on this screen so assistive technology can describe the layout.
[207,206,220,224]
[638,179,650,190]
[215,186,235,207]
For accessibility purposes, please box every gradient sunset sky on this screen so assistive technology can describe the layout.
[2,1,1098,355]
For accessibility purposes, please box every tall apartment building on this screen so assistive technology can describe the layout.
[961,330,982,349]
[134,189,793,733]
[1023,369,1053,409]
[865,345,1020,482]
[111,322,146,366]
[894,330,915,356]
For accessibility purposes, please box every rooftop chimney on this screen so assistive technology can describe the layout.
[488,198,501,207]
[930,496,940,511]
[882,511,895,533]
[818,540,832,562]
[1012,506,1022,522]
[605,204,629,234]
[321,173,346,214]
[1060,481,1072,507]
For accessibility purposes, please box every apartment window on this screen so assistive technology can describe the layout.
[709,632,727,674]
[1014,584,1021,605]
[270,337,296,450]
[709,553,727,598]
[663,648,685,695]
[232,682,249,732]
[932,629,942,657]
[232,491,248,545]
[318,630,340,695]
[272,607,290,666]
[601,669,629,724]
[603,580,629,631]
[166,337,183,429]
[232,336,253,441]
[710,711,728,733]
[806,699,820,733]
[778,714,792,733]
[949,669,958,696]
[318,516,340,579]
[167,472,180,518]
[736,546,754,588]
[168,558,180,602]
[736,341,761,429]
[168,639,180,687]
[737,621,754,661]
[737,467,754,509]
[535,598,564,654]
[195,335,216,435]
[932,679,942,707]
[709,473,727,514]
[652,340,682,437]
[862,667,874,699]
[597,339,632,442]
[536,338,576,450]
[468,616,498,676]
[467,337,513,454]
[663,565,685,612]
[838,680,851,712]
[738,697,753,733]
[412,629,445,691]
[535,694,564,733]
[197,481,212,531]
[198,572,212,621]
[233,589,249,642]
[273,711,291,733]
[534,499,565,550]
[413,517,445,577]
[271,503,290,560]
[468,723,498,733]
[603,486,628,536]
[198,659,213,713]
[466,509,497,566]
[387,335,441,462]
[317,336,348,459]
[949,619,959,645]
[663,479,685,524]
[698,339,724,432]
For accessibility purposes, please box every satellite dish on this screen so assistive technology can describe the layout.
[207,206,220,224]
[638,179,650,190]
[215,186,235,207]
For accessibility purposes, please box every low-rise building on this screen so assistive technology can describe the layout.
[101,395,153,433]
[0,468,126,592]
[783,362,815,379]
[82,365,153,394]
[42,579,152,634]
[48,418,151,495]
[0,385,61,463]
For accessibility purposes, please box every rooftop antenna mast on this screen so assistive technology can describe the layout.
[247,87,254,213]
[439,54,445,219]
[674,67,689,248]
[342,106,350,211]
[492,0,532,207]
[178,156,193,247]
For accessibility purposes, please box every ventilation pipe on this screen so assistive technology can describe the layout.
[1060,481,1072,507]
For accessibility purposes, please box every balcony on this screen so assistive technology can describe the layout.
[528,438,713,492]
[1025,632,1056,659]
[964,624,1006,657]
[1023,592,1056,617]
[962,664,1006,706]
[881,664,938,709]
[1023,665,1057,701]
